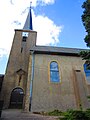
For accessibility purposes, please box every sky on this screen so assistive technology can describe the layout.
[0,0,87,74]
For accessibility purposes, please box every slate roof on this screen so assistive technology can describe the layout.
[30,46,88,56]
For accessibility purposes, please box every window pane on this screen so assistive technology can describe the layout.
[50,61,58,71]
[85,72,90,77]
[84,64,90,72]
[50,62,60,83]
[84,63,90,83]
[86,76,90,83]
[50,71,60,82]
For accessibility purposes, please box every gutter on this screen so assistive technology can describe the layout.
[29,51,35,111]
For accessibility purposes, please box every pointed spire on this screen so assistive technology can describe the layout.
[23,2,33,30]
[29,2,33,30]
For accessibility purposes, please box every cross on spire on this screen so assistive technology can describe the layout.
[30,1,32,9]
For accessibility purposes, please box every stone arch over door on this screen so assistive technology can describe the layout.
[9,87,24,109]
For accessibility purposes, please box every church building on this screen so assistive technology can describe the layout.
[0,5,90,112]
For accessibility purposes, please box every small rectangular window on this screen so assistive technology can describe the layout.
[22,32,28,42]
[21,47,23,53]
[75,70,81,72]
[22,36,27,42]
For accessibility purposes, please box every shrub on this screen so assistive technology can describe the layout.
[47,109,63,116]
[60,109,90,120]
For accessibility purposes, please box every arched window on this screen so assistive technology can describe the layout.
[50,61,60,83]
[84,63,90,83]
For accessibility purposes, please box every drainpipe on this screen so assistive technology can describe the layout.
[29,50,35,111]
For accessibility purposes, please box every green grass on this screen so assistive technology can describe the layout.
[33,109,90,120]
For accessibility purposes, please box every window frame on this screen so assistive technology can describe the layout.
[49,61,60,83]
[84,63,90,84]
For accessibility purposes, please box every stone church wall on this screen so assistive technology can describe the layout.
[30,54,90,112]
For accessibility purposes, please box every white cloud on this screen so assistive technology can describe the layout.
[0,0,62,58]
[10,0,55,7]
[34,0,55,6]
[33,15,62,45]
[0,49,8,58]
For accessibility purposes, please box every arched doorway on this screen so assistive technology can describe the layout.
[9,87,24,109]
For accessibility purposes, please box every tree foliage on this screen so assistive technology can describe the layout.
[80,0,90,68]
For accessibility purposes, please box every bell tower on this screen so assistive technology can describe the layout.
[1,2,37,109]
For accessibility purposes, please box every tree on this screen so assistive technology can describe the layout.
[80,0,90,69]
